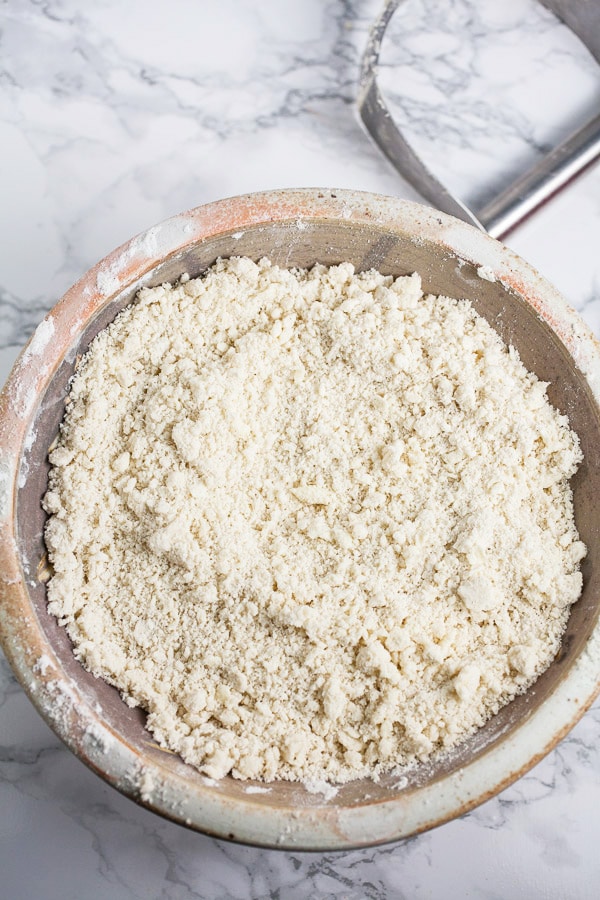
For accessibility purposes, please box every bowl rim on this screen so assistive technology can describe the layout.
[1,187,599,850]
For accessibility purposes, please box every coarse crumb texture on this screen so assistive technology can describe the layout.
[44,258,586,783]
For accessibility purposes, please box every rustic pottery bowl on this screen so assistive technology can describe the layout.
[1,189,599,850]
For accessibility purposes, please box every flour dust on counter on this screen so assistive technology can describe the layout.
[43,257,585,783]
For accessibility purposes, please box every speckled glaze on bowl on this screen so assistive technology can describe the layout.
[1,189,599,850]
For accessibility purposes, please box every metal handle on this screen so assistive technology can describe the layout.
[358,0,600,240]
[478,114,600,239]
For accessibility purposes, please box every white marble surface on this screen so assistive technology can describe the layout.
[1,0,599,896]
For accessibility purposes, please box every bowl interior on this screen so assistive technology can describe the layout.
[16,218,600,818]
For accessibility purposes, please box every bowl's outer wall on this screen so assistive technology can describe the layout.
[1,190,599,849]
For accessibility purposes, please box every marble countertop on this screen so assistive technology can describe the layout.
[1,0,599,897]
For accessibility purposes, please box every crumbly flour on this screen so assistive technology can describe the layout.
[44,258,585,783]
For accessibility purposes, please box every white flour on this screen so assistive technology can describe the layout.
[44,258,585,783]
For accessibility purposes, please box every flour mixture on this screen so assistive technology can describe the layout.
[44,258,585,782]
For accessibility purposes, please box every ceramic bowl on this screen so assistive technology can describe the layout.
[1,189,599,850]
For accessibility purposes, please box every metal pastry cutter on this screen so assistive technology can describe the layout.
[358,0,600,239]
